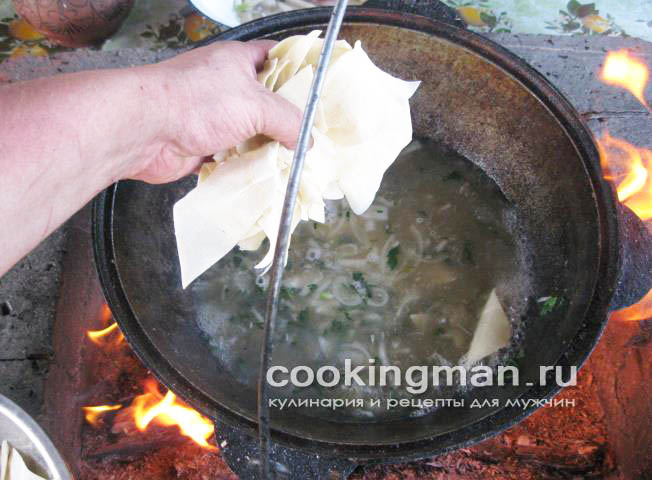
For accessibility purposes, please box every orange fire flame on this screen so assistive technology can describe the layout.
[599,134,652,320]
[84,304,215,449]
[82,379,216,450]
[599,50,650,109]
[82,404,122,427]
[131,379,216,449]
[87,304,125,346]
[598,132,652,221]
[611,289,652,322]
[598,51,652,321]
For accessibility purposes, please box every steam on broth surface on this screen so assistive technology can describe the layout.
[193,140,525,420]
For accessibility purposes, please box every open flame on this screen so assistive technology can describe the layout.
[83,380,216,450]
[598,51,652,321]
[86,304,125,346]
[598,132,652,220]
[82,404,122,427]
[83,306,216,450]
[131,379,216,450]
[599,50,650,110]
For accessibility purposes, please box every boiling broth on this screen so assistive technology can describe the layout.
[192,140,527,419]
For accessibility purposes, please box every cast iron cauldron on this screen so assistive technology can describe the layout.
[93,1,652,478]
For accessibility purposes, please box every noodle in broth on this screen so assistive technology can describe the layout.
[192,140,526,420]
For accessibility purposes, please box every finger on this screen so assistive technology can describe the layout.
[244,40,277,69]
[255,88,303,149]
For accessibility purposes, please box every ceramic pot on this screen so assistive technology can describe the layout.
[12,0,134,47]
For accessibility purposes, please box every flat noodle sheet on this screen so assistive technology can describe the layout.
[174,30,420,287]
[174,142,281,285]
[0,441,46,480]
[267,30,321,90]
[461,289,512,368]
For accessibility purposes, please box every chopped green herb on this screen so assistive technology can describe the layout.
[308,283,318,292]
[345,210,351,219]
[433,326,446,336]
[298,308,309,324]
[352,272,373,298]
[280,286,300,300]
[443,170,463,182]
[235,2,251,12]
[508,358,521,369]
[387,245,400,270]
[328,318,345,334]
[349,285,366,307]
[313,222,319,230]
[377,209,384,213]
[539,296,565,315]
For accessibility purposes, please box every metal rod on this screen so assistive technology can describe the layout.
[257,1,349,477]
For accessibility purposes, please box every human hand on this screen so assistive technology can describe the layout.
[127,40,303,184]
[0,39,304,276]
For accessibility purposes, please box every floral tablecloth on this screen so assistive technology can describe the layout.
[1,0,651,63]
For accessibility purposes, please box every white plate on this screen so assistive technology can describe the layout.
[0,395,70,480]
[189,0,242,27]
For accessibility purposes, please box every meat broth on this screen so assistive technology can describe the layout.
[192,140,527,420]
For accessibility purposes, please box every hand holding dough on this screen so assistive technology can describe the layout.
[174,31,420,288]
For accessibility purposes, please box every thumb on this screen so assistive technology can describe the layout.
[255,87,303,150]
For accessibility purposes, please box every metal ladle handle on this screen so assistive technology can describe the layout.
[257,1,350,478]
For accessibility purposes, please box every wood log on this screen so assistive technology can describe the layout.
[83,429,187,460]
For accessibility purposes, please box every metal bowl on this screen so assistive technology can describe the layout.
[0,394,71,480]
